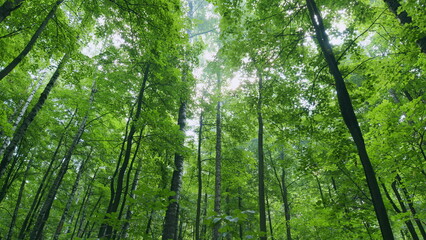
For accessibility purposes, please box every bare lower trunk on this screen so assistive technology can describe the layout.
[195,113,203,240]
[162,101,187,240]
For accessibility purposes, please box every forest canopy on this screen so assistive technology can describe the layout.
[0,0,425,239]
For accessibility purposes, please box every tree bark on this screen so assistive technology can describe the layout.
[0,54,68,179]
[17,109,75,239]
[213,72,222,240]
[257,69,267,240]
[52,149,92,240]
[29,82,96,240]
[0,0,64,81]
[195,112,203,240]
[5,157,33,240]
[99,63,149,238]
[162,100,187,240]
[281,168,292,240]
[306,1,394,239]
[0,0,25,23]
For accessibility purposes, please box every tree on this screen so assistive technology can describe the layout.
[305,0,394,238]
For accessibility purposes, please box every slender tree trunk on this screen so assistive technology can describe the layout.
[256,69,267,240]
[382,181,419,240]
[17,109,75,239]
[306,1,394,238]
[0,0,25,23]
[0,0,64,81]
[81,195,103,238]
[0,54,68,179]
[162,100,187,240]
[99,63,149,238]
[120,158,142,238]
[391,180,419,240]
[71,170,98,239]
[5,157,33,240]
[266,190,274,240]
[52,149,92,240]
[238,188,243,239]
[29,83,96,240]
[195,112,203,240]
[281,168,292,240]
[396,175,426,239]
[213,72,222,240]
[382,0,426,54]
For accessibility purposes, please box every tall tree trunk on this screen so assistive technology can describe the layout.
[0,0,25,23]
[195,112,203,240]
[99,63,150,238]
[0,0,64,81]
[213,72,222,240]
[162,100,187,240]
[52,149,92,240]
[5,157,33,240]
[382,0,426,54]
[0,54,68,179]
[29,83,96,240]
[396,175,426,239]
[256,69,267,240]
[17,109,75,239]
[120,159,142,239]
[71,169,98,239]
[266,190,274,240]
[281,168,292,240]
[306,1,394,239]
[391,180,419,240]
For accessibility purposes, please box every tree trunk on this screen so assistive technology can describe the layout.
[29,82,96,240]
[266,190,274,240]
[162,100,187,240]
[5,157,33,240]
[0,0,25,23]
[213,72,222,240]
[391,180,419,240]
[195,112,203,240]
[0,0,64,81]
[382,0,426,54]
[52,149,92,240]
[396,175,426,239]
[281,168,292,240]
[0,54,68,179]
[257,69,267,240]
[71,169,98,239]
[99,63,149,238]
[17,109,75,239]
[120,157,142,238]
[306,1,394,238]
